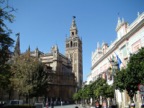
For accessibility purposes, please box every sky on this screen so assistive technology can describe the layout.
[5,0,144,81]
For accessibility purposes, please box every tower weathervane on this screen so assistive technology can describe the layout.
[73,16,76,19]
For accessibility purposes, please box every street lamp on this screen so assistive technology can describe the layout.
[109,59,118,107]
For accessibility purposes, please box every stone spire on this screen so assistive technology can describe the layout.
[70,16,78,37]
[14,33,20,56]
[54,44,59,52]
[116,17,121,30]
[51,45,59,53]
[122,17,124,23]
[28,45,30,52]
[36,47,39,52]
[97,42,100,49]
[35,47,39,57]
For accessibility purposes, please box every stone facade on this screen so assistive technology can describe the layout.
[12,17,83,102]
[39,45,76,101]
[65,16,83,90]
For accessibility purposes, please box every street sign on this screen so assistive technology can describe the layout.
[138,84,144,94]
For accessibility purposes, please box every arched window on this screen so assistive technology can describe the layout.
[72,32,74,35]
[70,41,73,47]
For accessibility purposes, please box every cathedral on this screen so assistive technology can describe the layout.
[14,17,83,102]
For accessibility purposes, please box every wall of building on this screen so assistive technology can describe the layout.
[87,12,144,107]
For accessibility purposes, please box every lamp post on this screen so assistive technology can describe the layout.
[109,60,118,108]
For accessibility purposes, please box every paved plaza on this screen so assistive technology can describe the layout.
[46,104,94,108]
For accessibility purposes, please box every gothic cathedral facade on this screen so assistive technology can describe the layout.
[65,17,83,89]
[10,17,83,101]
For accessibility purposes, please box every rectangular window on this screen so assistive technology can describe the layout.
[120,45,127,58]
[132,39,141,53]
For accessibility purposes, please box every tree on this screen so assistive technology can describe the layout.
[0,0,14,99]
[10,52,49,100]
[10,53,35,99]
[31,62,49,97]
[72,92,79,103]
[93,78,108,99]
[0,0,14,69]
[103,84,114,98]
[114,69,126,92]
[74,77,115,106]
[114,47,144,102]
[82,85,91,100]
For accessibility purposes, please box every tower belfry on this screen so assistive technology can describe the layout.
[65,16,83,89]
[70,16,78,37]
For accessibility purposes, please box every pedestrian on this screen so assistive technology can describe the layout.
[51,101,54,108]
[46,101,48,108]
[95,101,100,108]
[61,101,63,106]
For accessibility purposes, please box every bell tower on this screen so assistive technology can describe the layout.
[65,16,83,89]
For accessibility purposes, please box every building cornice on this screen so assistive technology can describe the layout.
[91,18,144,70]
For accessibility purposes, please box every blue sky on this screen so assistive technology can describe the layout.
[7,0,144,81]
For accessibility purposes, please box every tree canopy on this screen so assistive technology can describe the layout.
[93,78,114,99]
[10,52,49,99]
[0,0,14,68]
[0,0,14,96]
[73,77,114,103]
[114,47,144,101]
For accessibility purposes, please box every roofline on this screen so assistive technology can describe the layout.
[91,18,144,70]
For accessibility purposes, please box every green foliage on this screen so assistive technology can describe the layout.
[0,1,14,68]
[0,0,14,97]
[93,78,114,99]
[10,53,49,97]
[77,89,83,99]
[10,54,36,95]
[81,85,92,99]
[30,62,49,97]
[74,77,114,101]
[93,78,106,98]
[72,92,79,101]
[72,87,89,101]
[104,84,114,98]
[114,69,126,92]
[114,47,144,100]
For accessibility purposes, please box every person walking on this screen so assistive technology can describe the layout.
[61,101,63,106]
[95,101,100,108]
[51,101,54,108]
[46,101,48,108]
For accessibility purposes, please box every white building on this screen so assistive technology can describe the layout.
[87,12,144,108]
